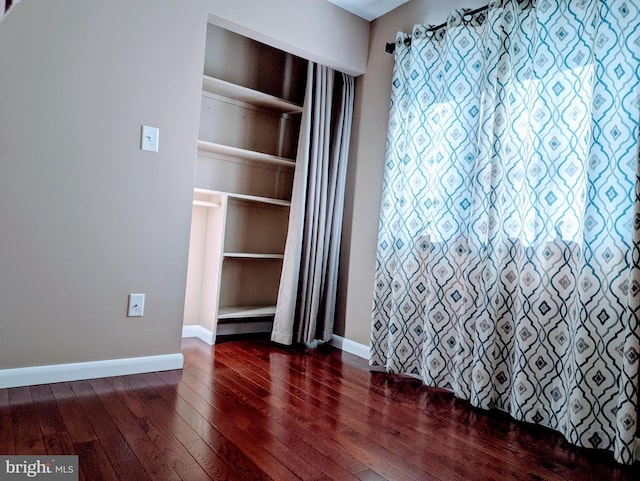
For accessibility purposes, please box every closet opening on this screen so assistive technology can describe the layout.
[182,22,308,345]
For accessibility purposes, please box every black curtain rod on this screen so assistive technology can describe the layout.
[385,5,489,54]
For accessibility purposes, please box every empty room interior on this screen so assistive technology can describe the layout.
[1,0,639,479]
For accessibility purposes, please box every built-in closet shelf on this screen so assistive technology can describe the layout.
[183,24,306,341]
[218,305,277,320]
[224,253,285,259]
[192,189,223,205]
[194,187,291,207]
[197,140,296,168]
[192,199,221,208]
[202,75,303,114]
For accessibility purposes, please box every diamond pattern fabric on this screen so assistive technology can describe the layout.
[371,0,640,464]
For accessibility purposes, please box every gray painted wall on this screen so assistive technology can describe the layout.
[0,0,368,369]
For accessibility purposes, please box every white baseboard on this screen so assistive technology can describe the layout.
[182,324,369,360]
[330,334,370,360]
[182,324,215,345]
[0,352,184,389]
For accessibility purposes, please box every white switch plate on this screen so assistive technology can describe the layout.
[128,293,145,317]
[141,125,159,152]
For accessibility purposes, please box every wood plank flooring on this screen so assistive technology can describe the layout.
[1,337,639,480]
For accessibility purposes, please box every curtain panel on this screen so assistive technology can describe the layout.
[272,63,355,345]
[1,0,19,22]
[371,0,640,464]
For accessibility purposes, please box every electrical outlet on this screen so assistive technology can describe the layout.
[128,293,145,317]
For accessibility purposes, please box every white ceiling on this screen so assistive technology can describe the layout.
[325,0,411,21]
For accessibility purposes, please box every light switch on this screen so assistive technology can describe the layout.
[128,293,145,317]
[141,125,159,152]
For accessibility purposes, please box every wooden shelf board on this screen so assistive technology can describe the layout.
[197,140,295,168]
[202,75,303,114]
[224,253,285,259]
[218,305,277,320]
[192,189,224,204]
[194,187,291,207]
[192,199,221,208]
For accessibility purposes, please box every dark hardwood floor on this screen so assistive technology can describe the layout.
[1,337,639,480]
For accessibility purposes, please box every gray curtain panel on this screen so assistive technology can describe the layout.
[271,62,354,345]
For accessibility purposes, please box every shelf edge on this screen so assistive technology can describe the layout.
[223,253,285,259]
[197,140,296,168]
[202,75,303,114]
[217,305,277,320]
[194,187,291,207]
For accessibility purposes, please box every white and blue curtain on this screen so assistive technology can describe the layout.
[1,0,20,23]
[371,0,640,464]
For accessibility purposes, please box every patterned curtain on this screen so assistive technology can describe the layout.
[1,0,20,23]
[371,0,640,464]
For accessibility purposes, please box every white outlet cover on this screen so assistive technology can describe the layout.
[128,293,145,317]
[141,125,159,152]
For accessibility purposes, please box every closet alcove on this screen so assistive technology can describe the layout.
[183,23,308,341]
